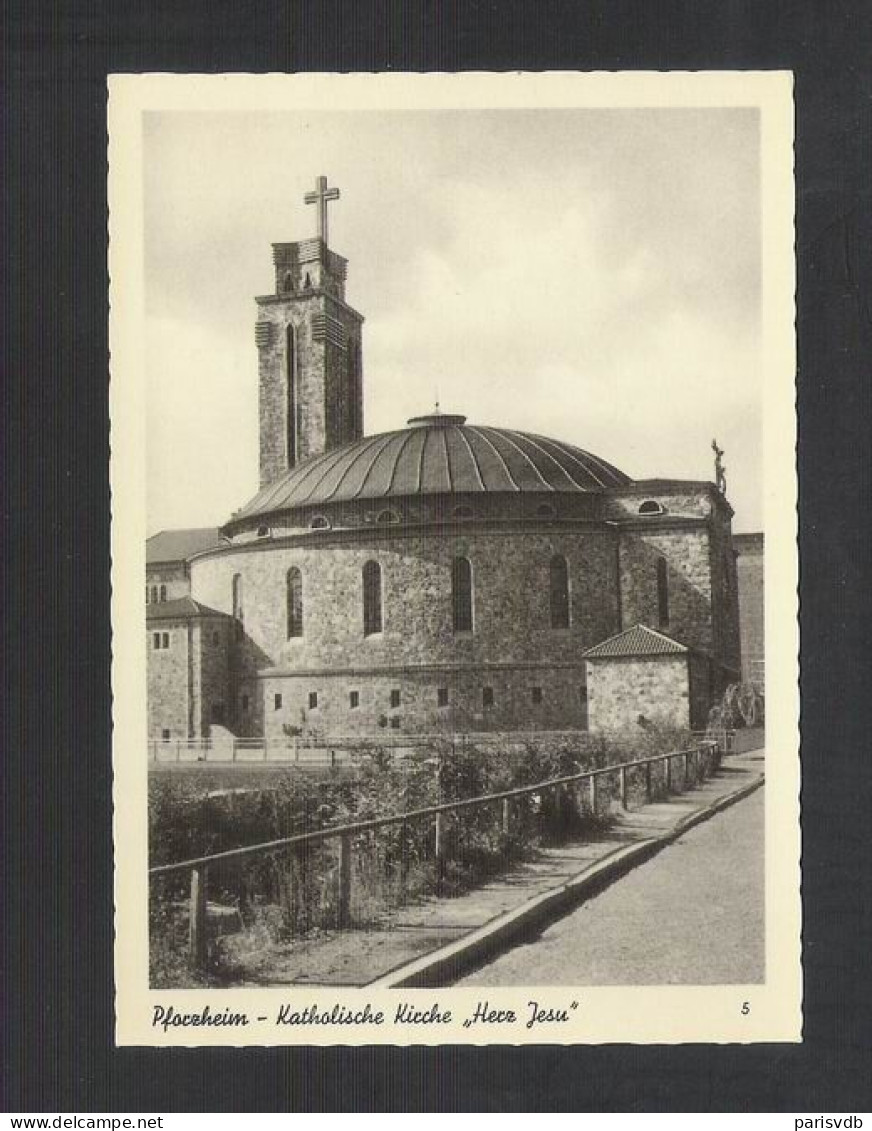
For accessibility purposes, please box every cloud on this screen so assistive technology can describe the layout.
[143,107,762,533]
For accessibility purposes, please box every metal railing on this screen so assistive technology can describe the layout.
[149,739,721,969]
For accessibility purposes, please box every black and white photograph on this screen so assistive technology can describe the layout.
[110,72,799,1044]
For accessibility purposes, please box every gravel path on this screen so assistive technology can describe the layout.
[455,785,765,986]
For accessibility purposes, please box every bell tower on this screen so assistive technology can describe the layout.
[255,176,365,489]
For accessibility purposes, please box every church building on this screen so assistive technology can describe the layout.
[146,178,743,744]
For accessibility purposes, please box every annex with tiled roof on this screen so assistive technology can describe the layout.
[145,596,228,622]
[582,624,689,659]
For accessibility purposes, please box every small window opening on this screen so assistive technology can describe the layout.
[437,687,449,708]
[274,693,283,710]
[257,525,269,538]
[150,586,158,603]
[159,584,167,602]
[162,632,170,649]
[531,686,543,705]
[451,556,474,633]
[310,515,331,530]
[349,690,359,709]
[390,716,401,730]
[657,557,669,627]
[241,694,249,712]
[482,686,494,708]
[390,689,400,709]
[376,509,399,525]
[161,729,170,741]
[282,270,294,293]
[308,691,318,710]
[363,560,383,636]
[639,500,665,515]
[152,633,161,650]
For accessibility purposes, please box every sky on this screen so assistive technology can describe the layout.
[144,107,761,533]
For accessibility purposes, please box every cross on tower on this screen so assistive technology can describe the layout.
[304,176,340,245]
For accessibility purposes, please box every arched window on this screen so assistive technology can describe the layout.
[282,270,294,293]
[452,557,474,633]
[656,557,669,627]
[363,560,382,636]
[287,567,303,639]
[310,514,331,530]
[159,584,167,603]
[150,585,158,604]
[549,555,570,629]
[639,499,665,515]
[286,324,297,467]
[376,509,398,525]
[232,573,243,621]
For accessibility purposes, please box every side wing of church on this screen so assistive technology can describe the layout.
[146,179,748,745]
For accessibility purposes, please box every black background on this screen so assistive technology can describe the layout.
[3,0,871,1112]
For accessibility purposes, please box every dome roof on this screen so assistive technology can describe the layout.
[228,414,631,527]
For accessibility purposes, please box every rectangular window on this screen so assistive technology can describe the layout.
[309,691,318,710]
[349,690,359,709]
[390,716,401,729]
[531,686,543,705]
[390,689,400,708]
[657,557,669,627]
[153,633,161,650]
[162,632,170,649]
[482,686,494,708]
[274,693,282,710]
[161,728,170,741]
[437,687,449,708]
[241,694,250,712]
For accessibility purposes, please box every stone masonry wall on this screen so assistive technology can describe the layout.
[586,655,690,733]
[618,528,713,653]
[192,527,620,673]
[256,292,363,488]
[146,622,191,739]
[192,618,231,737]
[687,650,713,730]
[261,664,590,740]
[145,563,189,603]
[191,526,621,735]
[735,536,764,689]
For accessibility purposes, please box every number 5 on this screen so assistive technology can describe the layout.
[741,1001,750,1015]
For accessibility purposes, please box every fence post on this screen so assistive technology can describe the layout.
[337,834,352,928]
[645,760,653,802]
[619,766,628,810]
[588,773,597,816]
[683,751,690,788]
[189,866,208,969]
[176,740,181,763]
[665,755,672,793]
[501,798,510,836]
[232,739,237,764]
[434,811,443,861]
